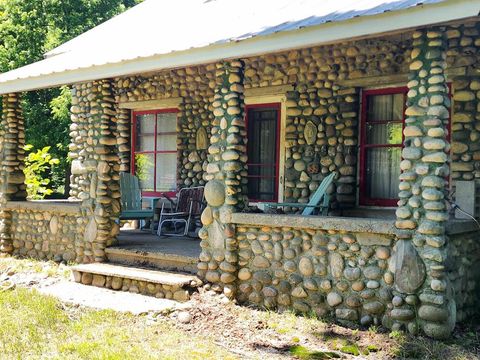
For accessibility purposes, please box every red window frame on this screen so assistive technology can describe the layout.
[245,103,281,202]
[359,87,407,207]
[131,108,177,197]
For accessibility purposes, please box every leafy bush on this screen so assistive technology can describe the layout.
[23,145,60,199]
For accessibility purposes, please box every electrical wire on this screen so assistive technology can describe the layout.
[450,203,480,229]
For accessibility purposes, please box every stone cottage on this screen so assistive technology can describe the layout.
[0,0,479,339]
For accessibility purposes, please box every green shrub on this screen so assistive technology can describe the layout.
[23,144,60,199]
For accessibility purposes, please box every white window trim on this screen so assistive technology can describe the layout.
[245,93,287,203]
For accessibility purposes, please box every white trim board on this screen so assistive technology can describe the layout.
[245,93,287,203]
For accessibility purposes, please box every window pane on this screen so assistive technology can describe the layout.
[156,134,176,151]
[365,147,401,200]
[135,153,154,192]
[157,112,177,133]
[156,154,177,192]
[366,122,402,145]
[136,114,155,151]
[248,165,276,201]
[367,93,404,121]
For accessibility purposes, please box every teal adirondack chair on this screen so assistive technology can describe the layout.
[119,172,155,233]
[262,172,336,216]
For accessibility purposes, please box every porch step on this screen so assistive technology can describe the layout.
[70,263,201,302]
[105,247,198,274]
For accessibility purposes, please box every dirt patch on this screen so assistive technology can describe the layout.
[165,288,395,359]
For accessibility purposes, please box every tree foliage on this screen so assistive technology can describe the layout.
[0,0,142,196]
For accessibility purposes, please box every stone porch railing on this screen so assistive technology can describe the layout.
[199,212,479,339]
[5,201,83,262]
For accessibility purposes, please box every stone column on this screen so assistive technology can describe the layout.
[69,80,121,263]
[116,107,131,173]
[394,28,454,339]
[0,93,26,255]
[198,60,247,298]
[1,94,27,200]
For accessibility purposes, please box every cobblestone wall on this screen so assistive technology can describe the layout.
[233,224,419,330]
[8,204,83,262]
[448,230,480,323]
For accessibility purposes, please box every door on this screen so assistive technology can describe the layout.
[246,103,280,202]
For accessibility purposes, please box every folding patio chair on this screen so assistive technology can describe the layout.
[157,186,205,237]
[260,172,336,216]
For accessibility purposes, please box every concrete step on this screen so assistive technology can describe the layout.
[105,247,198,274]
[71,263,201,302]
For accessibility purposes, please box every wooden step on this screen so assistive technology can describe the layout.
[105,247,198,274]
[71,263,201,301]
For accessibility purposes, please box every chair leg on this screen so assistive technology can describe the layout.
[150,218,155,234]
[183,216,191,236]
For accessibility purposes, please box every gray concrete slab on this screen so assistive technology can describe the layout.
[38,280,185,314]
[115,230,201,259]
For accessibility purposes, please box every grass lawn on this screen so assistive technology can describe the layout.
[0,287,236,360]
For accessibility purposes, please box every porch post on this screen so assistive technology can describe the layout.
[394,28,454,338]
[0,93,26,254]
[69,80,121,263]
[198,60,248,297]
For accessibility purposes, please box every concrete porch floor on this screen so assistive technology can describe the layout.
[114,229,201,259]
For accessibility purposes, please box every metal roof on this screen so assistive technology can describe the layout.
[0,0,478,94]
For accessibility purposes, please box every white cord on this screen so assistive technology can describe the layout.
[451,203,480,229]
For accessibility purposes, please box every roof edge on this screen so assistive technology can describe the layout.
[0,0,478,95]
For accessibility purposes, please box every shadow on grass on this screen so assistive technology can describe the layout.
[393,320,480,360]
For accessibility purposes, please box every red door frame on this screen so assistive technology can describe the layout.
[245,103,281,202]
[131,108,178,197]
[359,87,407,207]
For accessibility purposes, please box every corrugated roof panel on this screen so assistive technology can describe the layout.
[44,0,445,58]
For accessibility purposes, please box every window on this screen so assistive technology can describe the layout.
[359,88,406,206]
[246,104,280,202]
[132,109,177,196]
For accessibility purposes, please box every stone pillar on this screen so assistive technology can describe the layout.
[0,93,26,255]
[116,107,131,173]
[69,80,121,263]
[394,28,454,339]
[0,93,26,200]
[198,60,247,297]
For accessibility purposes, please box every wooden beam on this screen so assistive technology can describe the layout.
[118,98,182,110]
[337,67,467,88]
[244,85,294,98]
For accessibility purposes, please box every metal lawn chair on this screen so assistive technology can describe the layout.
[261,172,336,215]
[157,186,205,237]
[119,172,155,233]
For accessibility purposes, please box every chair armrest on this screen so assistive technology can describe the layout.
[162,193,177,209]
[160,211,190,216]
[264,202,325,208]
